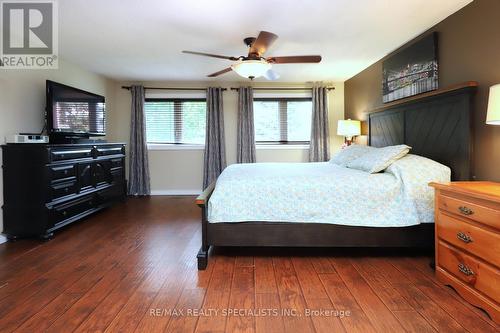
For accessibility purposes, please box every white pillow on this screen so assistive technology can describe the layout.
[329,144,375,167]
[347,144,411,173]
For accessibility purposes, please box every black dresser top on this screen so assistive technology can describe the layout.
[2,142,126,148]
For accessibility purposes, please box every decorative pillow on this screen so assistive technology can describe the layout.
[346,144,411,173]
[329,144,375,167]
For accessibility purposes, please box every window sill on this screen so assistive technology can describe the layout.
[147,144,205,151]
[256,144,309,150]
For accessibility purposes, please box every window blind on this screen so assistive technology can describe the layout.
[144,99,206,144]
[253,98,312,143]
[53,101,106,134]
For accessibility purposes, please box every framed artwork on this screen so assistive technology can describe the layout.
[383,32,438,103]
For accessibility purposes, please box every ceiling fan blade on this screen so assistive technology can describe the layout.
[182,50,239,61]
[248,31,278,57]
[264,69,280,81]
[207,67,233,77]
[267,55,322,64]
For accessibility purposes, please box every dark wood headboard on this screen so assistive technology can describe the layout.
[368,82,477,181]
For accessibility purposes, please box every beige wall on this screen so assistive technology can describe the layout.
[0,60,112,232]
[108,81,344,194]
[345,0,500,181]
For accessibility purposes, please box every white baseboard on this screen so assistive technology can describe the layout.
[150,189,201,196]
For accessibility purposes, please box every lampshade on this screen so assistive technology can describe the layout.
[337,119,361,137]
[486,84,500,125]
[231,60,271,79]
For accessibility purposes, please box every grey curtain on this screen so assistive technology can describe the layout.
[309,87,330,162]
[237,87,256,163]
[128,85,151,195]
[203,87,226,189]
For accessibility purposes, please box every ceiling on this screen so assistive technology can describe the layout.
[59,0,472,82]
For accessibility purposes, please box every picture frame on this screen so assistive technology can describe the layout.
[382,32,438,103]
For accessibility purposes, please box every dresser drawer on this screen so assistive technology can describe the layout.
[110,168,124,184]
[437,241,500,303]
[49,164,77,182]
[50,148,93,162]
[50,195,96,225]
[110,157,124,169]
[437,211,500,268]
[439,194,500,230]
[97,146,124,157]
[49,180,78,201]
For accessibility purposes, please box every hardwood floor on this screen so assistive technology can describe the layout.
[0,196,497,333]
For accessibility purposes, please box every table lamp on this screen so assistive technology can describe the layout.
[486,84,500,125]
[337,119,361,145]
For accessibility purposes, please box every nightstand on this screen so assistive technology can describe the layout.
[429,181,500,323]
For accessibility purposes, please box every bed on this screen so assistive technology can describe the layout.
[195,82,477,270]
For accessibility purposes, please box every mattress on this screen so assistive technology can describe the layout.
[207,155,451,227]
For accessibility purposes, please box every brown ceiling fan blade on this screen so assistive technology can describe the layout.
[248,31,278,57]
[182,50,239,61]
[267,55,322,64]
[207,67,233,77]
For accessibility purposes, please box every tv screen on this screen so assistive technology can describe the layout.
[46,80,106,136]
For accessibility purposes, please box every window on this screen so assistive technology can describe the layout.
[253,98,312,144]
[144,99,206,144]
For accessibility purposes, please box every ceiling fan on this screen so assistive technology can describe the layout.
[182,31,322,80]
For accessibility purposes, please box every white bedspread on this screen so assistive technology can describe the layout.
[207,155,450,227]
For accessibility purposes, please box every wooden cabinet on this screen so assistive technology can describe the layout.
[2,143,126,239]
[430,181,500,323]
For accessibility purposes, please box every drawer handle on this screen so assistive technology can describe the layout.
[62,210,67,216]
[457,232,473,244]
[458,206,474,216]
[64,170,69,175]
[458,263,474,276]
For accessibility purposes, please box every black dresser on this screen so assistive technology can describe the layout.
[1,143,126,239]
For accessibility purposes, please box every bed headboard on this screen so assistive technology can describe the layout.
[368,82,477,181]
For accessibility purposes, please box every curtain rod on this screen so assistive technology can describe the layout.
[121,86,227,91]
[121,86,333,92]
[230,87,335,91]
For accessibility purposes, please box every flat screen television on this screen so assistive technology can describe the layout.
[46,80,106,141]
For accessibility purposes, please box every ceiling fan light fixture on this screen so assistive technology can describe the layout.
[231,59,271,79]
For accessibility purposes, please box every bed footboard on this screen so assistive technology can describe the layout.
[196,182,215,270]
